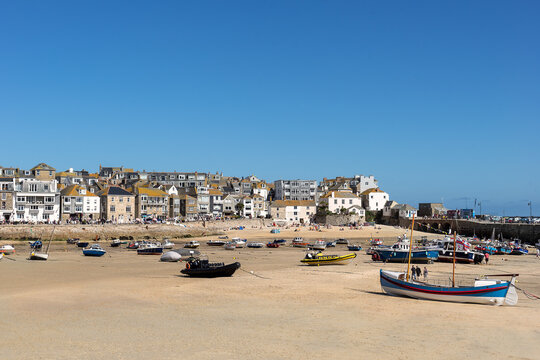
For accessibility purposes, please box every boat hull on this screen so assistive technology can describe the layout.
[380,270,512,306]
[301,253,357,266]
[376,249,438,263]
[181,262,241,277]
[137,247,163,255]
[83,250,106,257]
[29,252,48,261]
[435,250,484,264]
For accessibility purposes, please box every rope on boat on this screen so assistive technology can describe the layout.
[239,268,270,279]
[512,284,540,300]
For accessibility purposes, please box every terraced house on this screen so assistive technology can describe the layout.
[98,186,135,223]
[133,187,169,220]
[12,176,60,223]
[0,177,14,222]
[60,185,100,221]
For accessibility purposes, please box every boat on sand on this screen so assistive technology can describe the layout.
[181,258,241,278]
[300,252,357,266]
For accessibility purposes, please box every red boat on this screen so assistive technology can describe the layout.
[266,242,279,248]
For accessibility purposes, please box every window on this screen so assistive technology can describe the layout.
[1,193,6,200]
[119,197,123,202]
[126,206,131,213]
[75,206,83,212]
[29,184,37,192]
[1,201,5,209]
[349,200,353,204]
[334,200,337,204]
[43,214,49,220]
[17,197,25,202]
[46,197,54,203]
[45,205,53,211]
[342,200,345,204]
[110,205,115,212]
[44,184,49,191]
[294,211,298,215]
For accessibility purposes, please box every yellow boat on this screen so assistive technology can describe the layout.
[300,252,357,266]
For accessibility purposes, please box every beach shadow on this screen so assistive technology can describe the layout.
[346,288,387,297]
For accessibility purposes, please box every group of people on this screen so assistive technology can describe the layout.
[410,265,428,281]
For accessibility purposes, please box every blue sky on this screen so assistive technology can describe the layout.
[1,1,538,216]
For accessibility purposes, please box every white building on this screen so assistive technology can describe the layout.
[60,184,100,221]
[360,188,389,211]
[13,177,60,223]
[398,204,417,219]
[319,191,364,215]
[270,200,315,224]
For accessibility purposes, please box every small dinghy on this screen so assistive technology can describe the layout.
[0,244,16,254]
[207,240,226,246]
[300,252,357,266]
[126,241,139,249]
[77,241,89,248]
[184,241,200,249]
[336,238,349,245]
[347,244,363,251]
[160,251,181,262]
[267,242,279,248]
[29,240,42,250]
[83,244,107,257]
[247,242,264,248]
[163,238,175,249]
[67,238,79,244]
[224,242,236,250]
[181,258,241,278]
[309,240,327,251]
[110,239,122,247]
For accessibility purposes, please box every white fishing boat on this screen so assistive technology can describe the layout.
[309,240,327,251]
[232,238,246,248]
[0,244,15,254]
[163,238,175,249]
[184,241,200,248]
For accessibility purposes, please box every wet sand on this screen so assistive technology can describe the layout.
[1,225,539,359]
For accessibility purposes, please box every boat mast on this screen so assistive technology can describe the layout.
[452,231,457,287]
[406,214,415,281]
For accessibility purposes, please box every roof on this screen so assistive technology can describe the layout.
[136,187,169,197]
[31,163,56,171]
[271,200,316,207]
[360,188,386,195]
[398,204,417,211]
[98,186,134,196]
[61,185,98,197]
[320,191,359,199]
[208,189,223,196]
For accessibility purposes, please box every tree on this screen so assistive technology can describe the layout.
[235,202,244,215]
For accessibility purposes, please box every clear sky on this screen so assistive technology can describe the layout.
[1,1,538,216]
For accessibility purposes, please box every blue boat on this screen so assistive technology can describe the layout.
[495,245,512,255]
[510,247,528,255]
[29,240,42,250]
[270,229,280,234]
[137,242,163,255]
[375,240,438,263]
[380,270,518,306]
[347,244,363,251]
[83,244,106,257]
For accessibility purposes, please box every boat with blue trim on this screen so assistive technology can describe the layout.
[375,239,438,263]
[380,270,518,306]
[137,242,163,255]
[433,236,484,264]
[83,244,107,257]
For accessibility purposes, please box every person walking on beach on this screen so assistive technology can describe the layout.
[411,265,417,280]
[416,266,422,280]
[423,266,428,280]
[485,252,490,264]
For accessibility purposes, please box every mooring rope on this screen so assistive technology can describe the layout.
[512,284,540,300]
[239,267,270,279]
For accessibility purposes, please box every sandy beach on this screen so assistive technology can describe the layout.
[1,225,539,360]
